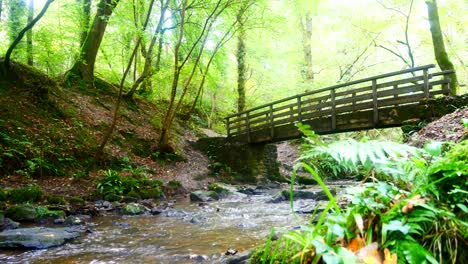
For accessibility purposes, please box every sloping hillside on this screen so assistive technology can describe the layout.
[0,61,210,197]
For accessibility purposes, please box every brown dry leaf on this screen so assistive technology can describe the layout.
[383,248,397,264]
[402,195,426,214]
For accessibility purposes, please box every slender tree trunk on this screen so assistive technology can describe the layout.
[236,16,246,112]
[4,0,54,69]
[126,0,167,98]
[0,0,3,21]
[8,0,26,44]
[94,0,155,160]
[300,12,313,81]
[26,0,33,66]
[68,0,119,87]
[78,0,91,47]
[425,0,459,95]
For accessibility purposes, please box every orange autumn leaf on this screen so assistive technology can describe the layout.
[347,236,365,252]
[383,248,397,264]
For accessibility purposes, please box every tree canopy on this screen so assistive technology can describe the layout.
[0,0,466,147]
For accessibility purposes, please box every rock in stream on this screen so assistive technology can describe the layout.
[0,227,81,249]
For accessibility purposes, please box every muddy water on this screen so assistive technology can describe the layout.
[0,184,347,264]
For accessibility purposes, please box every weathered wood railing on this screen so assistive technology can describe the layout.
[226,64,453,143]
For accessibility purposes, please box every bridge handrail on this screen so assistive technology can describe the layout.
[226,64,453,142]
[225,64,436,119]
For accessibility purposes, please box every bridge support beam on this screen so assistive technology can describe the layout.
[194,138,282,183]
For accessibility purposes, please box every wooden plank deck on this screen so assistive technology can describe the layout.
[225,65,454,143]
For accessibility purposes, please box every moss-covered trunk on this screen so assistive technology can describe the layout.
[426,0,459,95]
[236,12,246,113]
[68,0,119,87]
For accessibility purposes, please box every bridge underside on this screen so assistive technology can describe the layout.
[229,104,425,143]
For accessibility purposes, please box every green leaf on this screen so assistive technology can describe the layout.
[424,141,444,157]
[382,220,410,244]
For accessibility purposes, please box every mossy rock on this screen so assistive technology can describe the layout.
[139,188,162,199]
[297,176,317,185]
[103,193,122,202]
[8,185,43,204]
[68,197,86,206]
[126,190,141,200]
[47,195,67,205]
[5,204,38,222]
[189,190,220,202]
[121,203,145,215]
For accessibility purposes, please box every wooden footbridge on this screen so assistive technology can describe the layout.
[225,64,453,143]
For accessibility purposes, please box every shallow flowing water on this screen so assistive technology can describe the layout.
[0,183,349,263]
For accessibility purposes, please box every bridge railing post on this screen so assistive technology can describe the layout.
[331,88,336,130]
[297,96,303,122]
[269,105,274,139]
[246,112,251,143]
[226,117,231,137]
[372,79,378,125]
[423,68,430,98]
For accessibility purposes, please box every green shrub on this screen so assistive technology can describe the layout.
[8,185,43,203]
[103,193,121,202]
[68,196,86,206]
[126,190,141,200]
[168,180,182,189]
[35,206,65,219]
[47,195,66,205]
[256,127,467,264]
[96,169,125,195]
[0,188,7,201]
[140,188,162,199]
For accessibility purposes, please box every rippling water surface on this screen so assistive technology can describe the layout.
[1,183,348,263]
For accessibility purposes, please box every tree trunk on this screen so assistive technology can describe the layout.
[236,16,246,112]
[425,0,459,95]
[26,0,33,66]
[68,0,119,87]
[0,0,3,21]
[94,0,155,160]
[8,0,26,44]
[4,0,54,69]
[126,0,167,98]
[300,12,313,81]
[78,0,91,47]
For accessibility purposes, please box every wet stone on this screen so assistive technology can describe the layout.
[0,218,19,231]
[190,190,220,202]
[0,227,81,249]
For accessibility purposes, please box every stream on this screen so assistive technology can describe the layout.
[0,182,349,263]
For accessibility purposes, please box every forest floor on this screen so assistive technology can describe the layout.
[0,61,218,199]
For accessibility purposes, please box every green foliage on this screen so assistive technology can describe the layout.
[257,129,467,264]
[8,185,43,203]
[96,169,165,200]
[35,206,65,219]
[167,180,182,189]
[96,169,125,195]
[297,123,421,182]
[67,196,86,206]
[72,170,88,179]
[427,141,468,212]
[46,195,66,205]
[0,188,7,201]
[139,188,162,199]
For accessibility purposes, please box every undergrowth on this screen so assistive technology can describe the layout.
[254,124,467,264]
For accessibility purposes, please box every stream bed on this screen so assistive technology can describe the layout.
[0,182,350,263]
